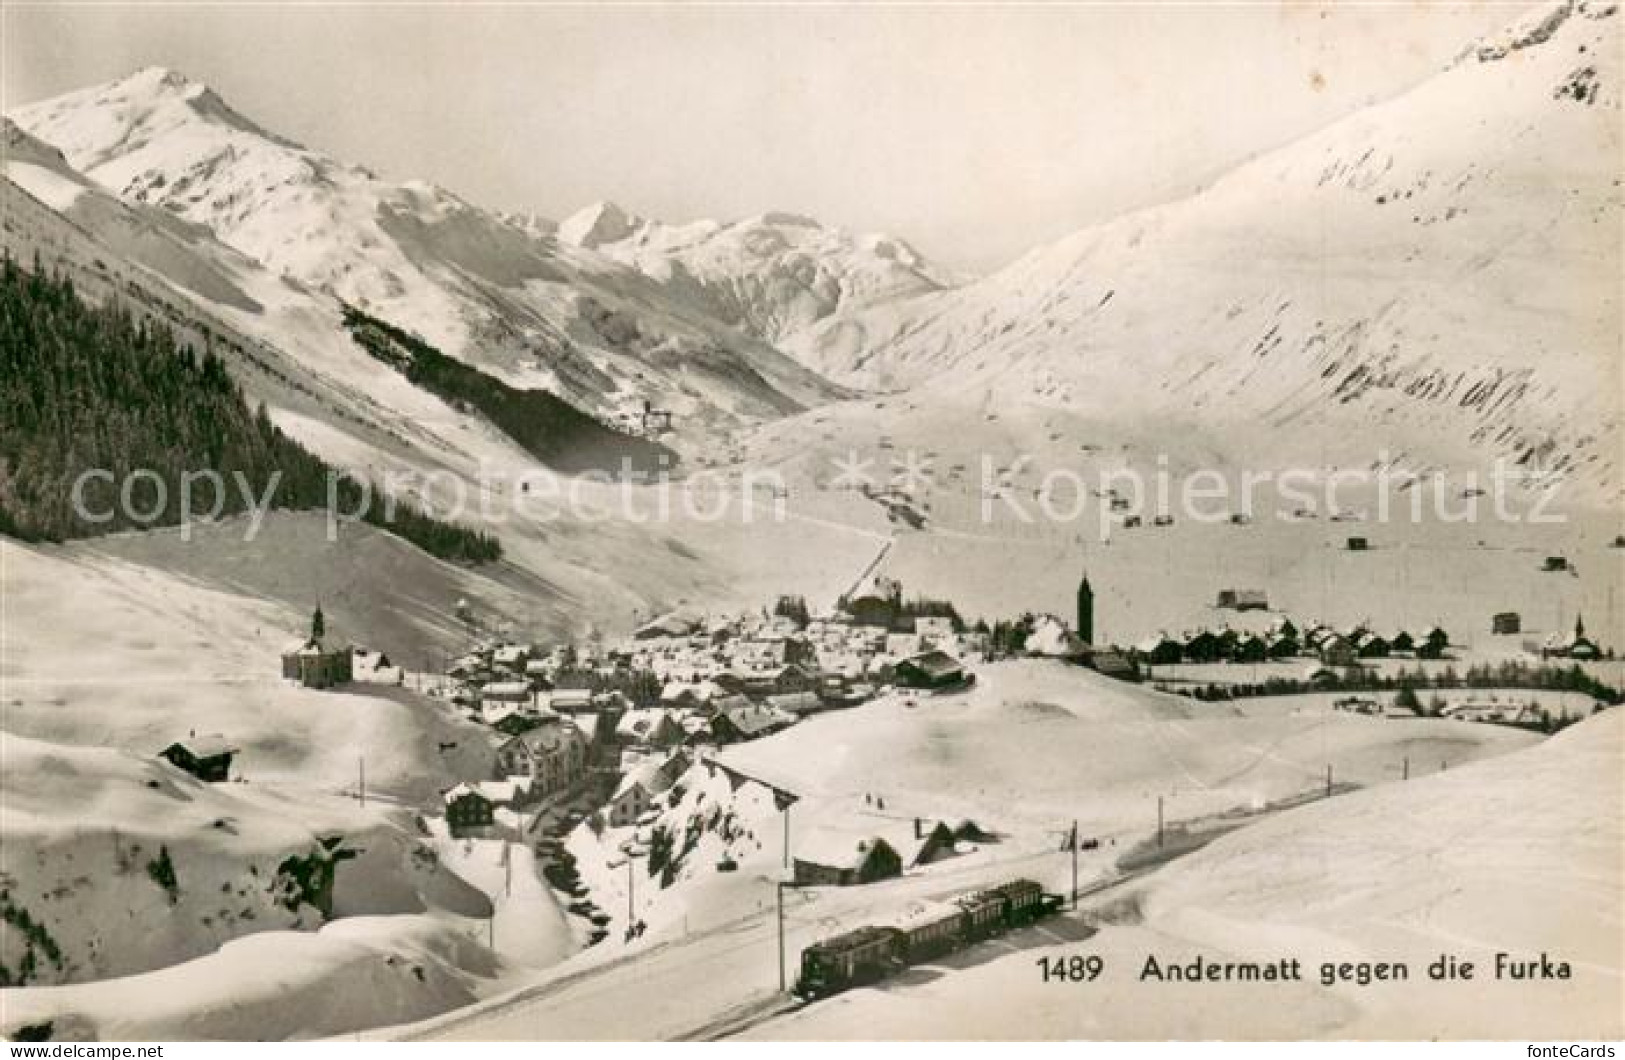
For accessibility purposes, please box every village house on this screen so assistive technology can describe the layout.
[894,650,970,691]
[792,817,958,887]
[615,707,686,749]
[443,783,496,835]
[1216,589,1269,611]
[793,834,903,887]
[607,753,687,827]
[158,735,238,783]
[711,701,797,744]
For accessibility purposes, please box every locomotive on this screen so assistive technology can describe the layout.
[794,878,1064,999]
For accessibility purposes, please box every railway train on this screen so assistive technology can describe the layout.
[793,878,1065,999]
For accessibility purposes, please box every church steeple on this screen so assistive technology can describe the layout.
[1076,571,1094,645]
[1575,613,1586,640]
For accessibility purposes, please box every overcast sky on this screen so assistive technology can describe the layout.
[3,2,1522,271]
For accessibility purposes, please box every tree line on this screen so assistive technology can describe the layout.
[0,256,500,564]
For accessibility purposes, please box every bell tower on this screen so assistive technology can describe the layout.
[1077,572,1094,645]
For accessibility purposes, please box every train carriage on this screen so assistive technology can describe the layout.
[888,900,965,963]
[953,888,1008,941]
[795,926,903,998]
[993,878,1048,926]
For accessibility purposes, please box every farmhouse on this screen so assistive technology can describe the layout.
[443,784,495,835]
[793,833,904,887]
[894,650,969,690]
[1216,589,1269,611]
[607,753,686,827]
[711,702,797,744]
[158,736,238,783]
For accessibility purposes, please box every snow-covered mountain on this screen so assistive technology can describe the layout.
[8,67,841,428]
[789,0,1622,494]
[554,201,960,348]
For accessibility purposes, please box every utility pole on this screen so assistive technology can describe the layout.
[1070,820,1079,910]
[627,856,635,927]
[1402,756,1409,781]
[358,757,366,807]
[1325,763,1333,799]
[777,882,787,993]
[1157,796,1165,848]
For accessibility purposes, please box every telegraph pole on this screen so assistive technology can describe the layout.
[1402,756,1409,781]
[777,882,787,993]
[1325,763,1333,799]
[1070,820,1079,910]
[1157,796,1165,848]
[358,757,366,807]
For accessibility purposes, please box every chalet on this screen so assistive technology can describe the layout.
[496,721,588,798]
[1216,589,1269,612]
[1542,555,1569,573]
[1025,615,1087,660]
[548,688,595,713]
[766,691,822,716]
[615,707,686,749]
[793,833,904,887]
[894,650,969,691]
[482,680,535,705]
[607,753,686,827]
[1491,612,1522,635]
[492,645,530,673]
[913,616,957,645]
[443,783,495,834]
[711,702,796,744]
[1347,537,1369,551]
[159,736,238,783]
[730,661,820,697]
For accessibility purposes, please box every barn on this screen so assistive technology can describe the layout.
[158,736,238,783]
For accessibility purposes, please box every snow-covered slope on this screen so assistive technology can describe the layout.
[556,201,959,348]
[8,68,842,428]
[750,708,1622,1041]
[791,0,1623,495]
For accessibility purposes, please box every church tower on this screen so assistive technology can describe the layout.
[1077,572,1094,645]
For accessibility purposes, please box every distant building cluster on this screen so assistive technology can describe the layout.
[431,584,994,836]
[1134,615,1451,667]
